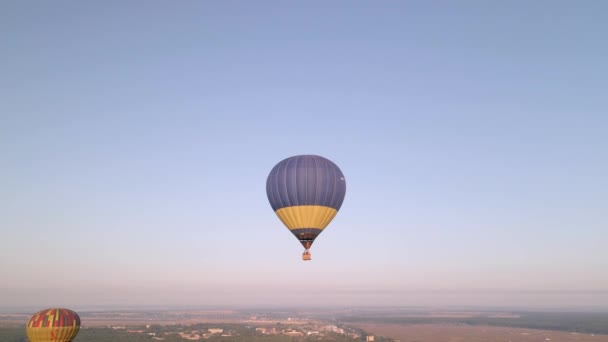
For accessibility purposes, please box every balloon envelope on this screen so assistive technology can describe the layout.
[26,308,80,342]
[266,155,346,253]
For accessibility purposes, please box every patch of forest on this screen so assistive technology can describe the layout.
[338,311,608,335]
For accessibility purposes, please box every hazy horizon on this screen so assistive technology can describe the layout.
[3,290,608,313]
[2,1,607,309]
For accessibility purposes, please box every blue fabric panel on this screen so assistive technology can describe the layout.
[295,156,308,204]
[315,157,330,207]
[266,155,346,211]
[276,158,289,208]
[290,228,323,244]
[287,156,298,206]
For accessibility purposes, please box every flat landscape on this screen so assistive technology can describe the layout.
[353,323,608,342]
[4,307,608,341]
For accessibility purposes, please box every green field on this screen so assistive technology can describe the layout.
[338,311,608,335]
[0,324,385,342]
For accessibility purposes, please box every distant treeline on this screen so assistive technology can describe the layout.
[0,325,385,342]
[0,327,26,342]
[338,311,608,335]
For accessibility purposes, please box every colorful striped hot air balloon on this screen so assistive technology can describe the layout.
[266,155,346,260]
[26,308,80,342]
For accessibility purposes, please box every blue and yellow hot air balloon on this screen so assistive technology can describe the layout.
[266,155,346,260]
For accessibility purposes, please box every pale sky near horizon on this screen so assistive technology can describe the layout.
[1,1,607,310]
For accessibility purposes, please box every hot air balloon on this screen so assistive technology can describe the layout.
[266,155,346,260]
[26,308,80,342]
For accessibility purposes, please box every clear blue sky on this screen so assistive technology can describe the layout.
[1,1,607,310]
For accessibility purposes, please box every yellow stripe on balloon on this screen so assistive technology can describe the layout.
[28,314,38,328]
[26,326,80,342]
[275,205,338,230]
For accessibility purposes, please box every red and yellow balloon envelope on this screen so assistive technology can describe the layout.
[26,308,80,342]
[266,155,346,260]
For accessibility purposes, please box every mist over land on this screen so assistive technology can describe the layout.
[3,289,608,312]
[3,305,608,341]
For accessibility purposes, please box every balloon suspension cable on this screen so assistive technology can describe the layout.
[302,249,311,261]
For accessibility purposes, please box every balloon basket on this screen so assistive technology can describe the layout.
[302,251,311,261]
